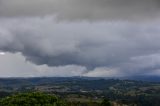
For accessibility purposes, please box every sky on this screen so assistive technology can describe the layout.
[0,0,160,77]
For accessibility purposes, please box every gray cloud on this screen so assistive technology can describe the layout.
[0,0,160,21]
[1,16,160,76]
[1,1,160,77]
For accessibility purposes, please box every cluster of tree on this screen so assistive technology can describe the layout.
[0,92,66,106]
[0,92,111,106]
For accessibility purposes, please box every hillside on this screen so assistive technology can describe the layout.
[0,77,159,106]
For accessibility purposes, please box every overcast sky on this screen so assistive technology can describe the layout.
[0,0,160,77]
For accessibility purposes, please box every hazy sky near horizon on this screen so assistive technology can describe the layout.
[0,0,160,77]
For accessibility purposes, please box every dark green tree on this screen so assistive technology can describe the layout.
[101,98,111,106]
[0,92,66,106]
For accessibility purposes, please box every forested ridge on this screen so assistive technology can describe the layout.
[0,78,159,106]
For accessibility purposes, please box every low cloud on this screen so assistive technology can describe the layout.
[0,16,160,76]
[83,67,122,77]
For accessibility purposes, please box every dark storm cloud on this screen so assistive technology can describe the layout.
[1,17,160,76]
[0,0,160,21]
[0,0,160,76]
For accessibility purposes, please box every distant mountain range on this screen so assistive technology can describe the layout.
[0,75,160,82]
[74,75,160,82]
[118,75,160,82]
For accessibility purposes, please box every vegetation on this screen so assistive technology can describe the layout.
[0,77,159,106]
[0,92,112,106]
[101,99,111,106]
[0,92,66,106]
